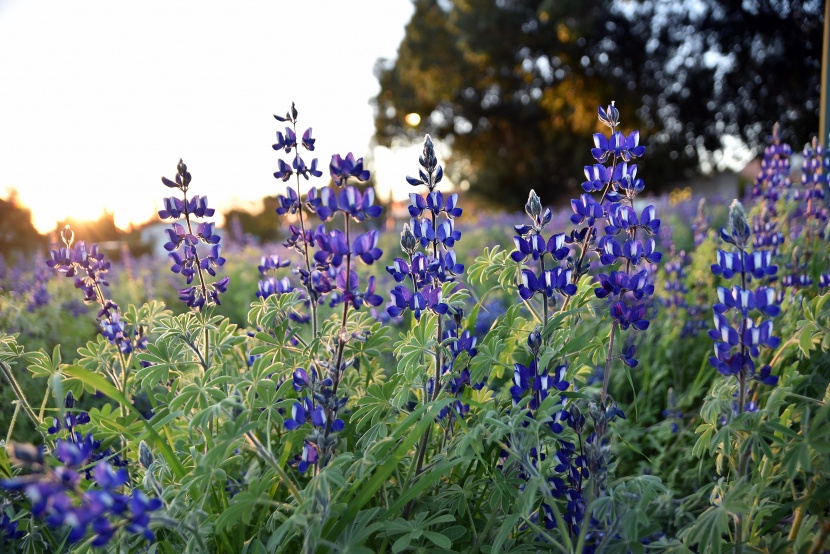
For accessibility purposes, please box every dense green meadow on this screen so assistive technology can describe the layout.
[1,107,829,553]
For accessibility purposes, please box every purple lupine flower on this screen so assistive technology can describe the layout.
[273,127,297,153]
[435,219,461,247]
[188,195,215,218]
[511,235,547,263]
[273,159,294,182]
[386,258,411,282]
[582,164,609,192]
[292,155,323,179]
[275,187,300,215]
[388,285,426,319]
[590,131,645,163]
[2,439,160,547]
[598,236,622,265]
[125,490,162,541]
[338,186,382,221]
[160,160,229,309]
[352,231,383,265]
[292,441,319,473]
[411,218,435,247]
[284,399,311,431]
[330,153,370,186]
[570,194,603,226]
[157,197,186,219]
[301,128,316,151]
[708,200,780,388]
[310,186,339,220]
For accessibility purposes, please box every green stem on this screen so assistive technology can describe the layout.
[789,476,816,541]
[0,361,39,428]
[6,402,20,443]
[470,507,500,554]
[324,215,352,442]
[38,379,52,421]
[243,430,302,504]
[540,255,549,330]
[601,322,618,407]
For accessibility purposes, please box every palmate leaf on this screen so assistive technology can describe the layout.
[25,344,61,379]
[442,280,472,312]
[352,376,400,433]
[169,374,234,417]
[468,246,510,285]
[247,290,304,330]
[469,336,507,386]
[208,317,246,361]
[76,335,118,377]
[679,504,730,554]
[135,339,192,390]
[394,312,438,383]
[0,332,25,364]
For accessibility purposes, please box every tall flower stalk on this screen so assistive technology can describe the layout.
[275,106,384,471]
[387,135,464,478]
[273,103,323,337]
[709,199,781,554]
[46,225,147,412]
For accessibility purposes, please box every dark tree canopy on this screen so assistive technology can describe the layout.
[373,0,825,208]
[0,192,45,256]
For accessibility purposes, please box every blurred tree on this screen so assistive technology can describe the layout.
[374,0,824,207]
[224,196,283,244]
[617,0,825,162]
[0,190,45,255]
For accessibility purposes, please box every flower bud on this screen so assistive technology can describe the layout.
[728,199,750,246]
[139,440,154,469]
[525,189,543,221]
[527,326,542,353]
[569,404,585,434]
[400,223,418,253]
[452,308,464,327]
[64,391,75,409]
[422,135,437,173]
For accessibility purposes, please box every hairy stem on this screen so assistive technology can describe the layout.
[0,361,39,428]
[290,119,319,338]
[325,215,352,441]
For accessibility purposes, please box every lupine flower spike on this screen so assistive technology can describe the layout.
[159,159,229,309]
[271,104,384,472]
[709,200,781,410]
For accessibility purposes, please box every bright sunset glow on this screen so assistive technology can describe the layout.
[0,0,415,234]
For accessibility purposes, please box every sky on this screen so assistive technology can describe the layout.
[0,0,418,233]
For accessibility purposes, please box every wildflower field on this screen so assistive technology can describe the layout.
[1,102,829,554]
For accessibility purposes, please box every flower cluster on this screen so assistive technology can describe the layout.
[1,439,161,547]
[435,312,480,424]
[159,159,229,309]
[272,106,383,317]
[709,200,781,393]
[270,104,385,472]
[46,392,128,476]
[386,136,463,322]
[256,254,294,300]
[751,124,790,253]
[583,103,660,367]
[798,137,828,228]
[46,226,145,354]
[513,191,576,311]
